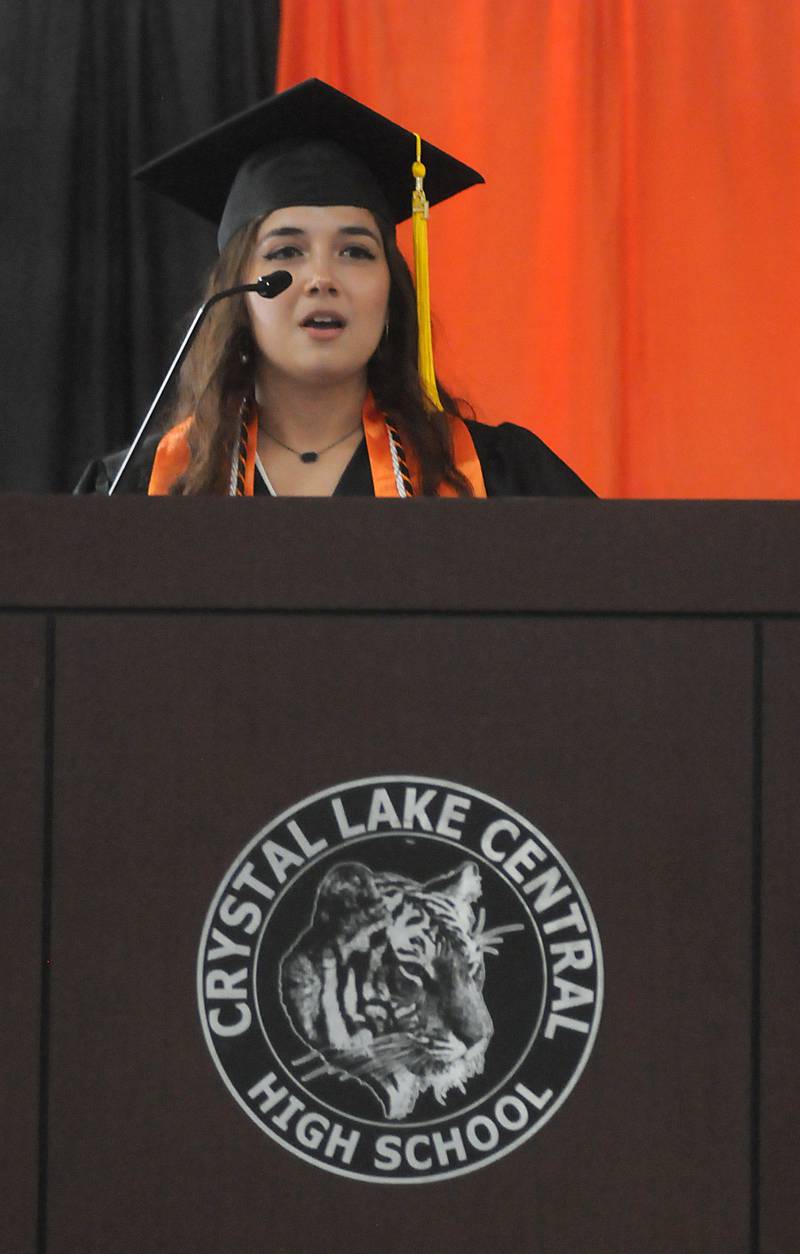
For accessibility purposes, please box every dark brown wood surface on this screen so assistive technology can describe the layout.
[3,501,797,1253]
[762,624,800,1254]
[1,497,800,612]
[43,613,753,1253]
[0,616,45,1254]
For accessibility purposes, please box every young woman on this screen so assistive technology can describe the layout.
[76,79,593,499]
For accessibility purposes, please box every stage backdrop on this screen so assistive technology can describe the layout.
[277,0,800,498]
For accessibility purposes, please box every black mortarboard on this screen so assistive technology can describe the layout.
[133,77,484,252]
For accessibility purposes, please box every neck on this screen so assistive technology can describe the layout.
[255,371,369,447]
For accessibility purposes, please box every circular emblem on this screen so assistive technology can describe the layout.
[198,777,603,1183]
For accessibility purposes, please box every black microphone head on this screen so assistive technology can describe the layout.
[255,270,292,298]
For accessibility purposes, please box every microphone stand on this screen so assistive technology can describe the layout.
[108,270,291,495]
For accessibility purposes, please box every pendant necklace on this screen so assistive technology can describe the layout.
[262,422,362,464]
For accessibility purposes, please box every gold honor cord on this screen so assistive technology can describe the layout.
[412,132,443,411]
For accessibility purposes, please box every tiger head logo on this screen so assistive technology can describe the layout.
[279,860,521,1119]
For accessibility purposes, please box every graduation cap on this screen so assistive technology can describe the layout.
[134,78,484,409]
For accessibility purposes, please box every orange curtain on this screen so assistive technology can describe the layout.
[277,0,800,498]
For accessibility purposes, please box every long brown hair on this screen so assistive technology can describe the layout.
[168,215,473,496]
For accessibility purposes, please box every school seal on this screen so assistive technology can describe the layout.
[198,776,603,1183]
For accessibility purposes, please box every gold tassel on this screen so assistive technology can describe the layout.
[412,132,443,410]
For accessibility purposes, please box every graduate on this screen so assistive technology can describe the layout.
[76,78,593,498]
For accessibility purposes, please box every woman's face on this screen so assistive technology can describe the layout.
[244,204,391,389]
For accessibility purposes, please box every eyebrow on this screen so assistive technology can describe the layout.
[260,224,381,246]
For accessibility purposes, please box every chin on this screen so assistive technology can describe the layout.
[294,359,371,387]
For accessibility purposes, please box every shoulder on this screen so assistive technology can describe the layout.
[73,433,162,495]
[464,418,596,497]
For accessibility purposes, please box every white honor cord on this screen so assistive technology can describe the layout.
[388,427,408,497]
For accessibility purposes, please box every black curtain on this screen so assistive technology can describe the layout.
[0,0,280,491]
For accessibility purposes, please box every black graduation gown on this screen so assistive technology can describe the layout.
[74,419,595,497]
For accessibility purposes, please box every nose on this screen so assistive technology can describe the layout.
[303,266,339,296]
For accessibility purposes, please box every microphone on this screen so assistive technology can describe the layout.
[108,271,292,494]
[252,272,292,298]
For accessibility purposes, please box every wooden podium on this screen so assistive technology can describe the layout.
[3,498,798,1254]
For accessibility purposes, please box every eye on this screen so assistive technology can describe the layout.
[263,244,303,261]
[341,244,376,260]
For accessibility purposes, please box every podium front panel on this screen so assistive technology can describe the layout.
[0,616,45,1254]
[763,624,800,1254]
[45,612,753,1254]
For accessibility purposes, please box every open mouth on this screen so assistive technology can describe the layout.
[301,315,346,330]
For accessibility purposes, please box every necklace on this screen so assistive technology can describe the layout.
[262,421,363,464]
